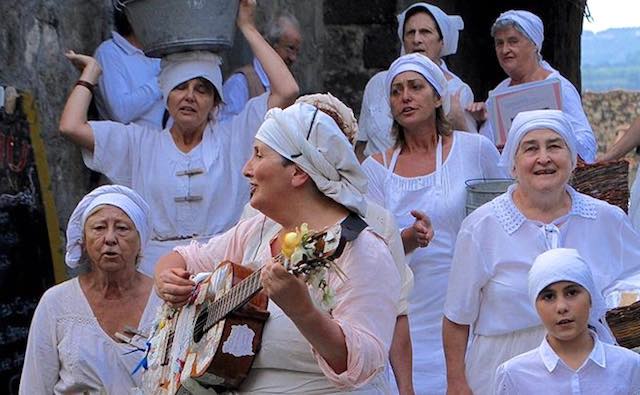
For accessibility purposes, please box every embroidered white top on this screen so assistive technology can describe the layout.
[495,332,640,395]
[444,185,640,336]
[220,57,270,120]
[357,66,475,157]
[94,31,164,128]
[19,278,161,395]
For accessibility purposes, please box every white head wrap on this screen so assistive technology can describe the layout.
[295,93,359,144]
[385,53,449,114]
[397,2,464,57]
[493,10,544,53]
[65,185,151,269]
[255,102,368,217]
[529,248,617,344]
[159,51,224,107]
[499,109,578,172]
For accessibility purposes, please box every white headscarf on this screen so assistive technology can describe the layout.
[295,93,359,144]
[158,51,224,107]
[385,53,449,114]
[499,109,578,172]
[255,102,368,217]
[65,185,151,268]
[397,2,464,57]
[529,248,617,344]
[493,10,544,53]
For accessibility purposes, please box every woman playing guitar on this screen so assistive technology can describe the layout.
[154,101,401,393]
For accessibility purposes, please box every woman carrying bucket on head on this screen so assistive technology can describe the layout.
[59,0,299,276]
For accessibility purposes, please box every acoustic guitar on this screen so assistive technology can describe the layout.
[141,213,367,394]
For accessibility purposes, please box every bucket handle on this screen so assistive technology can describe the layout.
[113,0,130,11]
[464,178,515,188]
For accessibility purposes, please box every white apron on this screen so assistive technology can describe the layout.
[382,138,462,395]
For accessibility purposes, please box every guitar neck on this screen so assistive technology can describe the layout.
[203,267,264,332]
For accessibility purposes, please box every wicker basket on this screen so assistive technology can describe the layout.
[569,159,629,212]
[606,301,640,348]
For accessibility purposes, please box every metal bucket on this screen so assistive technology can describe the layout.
[120,0,239,57]
[465,178,514,216]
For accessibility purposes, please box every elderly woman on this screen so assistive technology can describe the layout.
[356,2,474,161]
[19,185,161,394]
[154,102,401,393]
[360,53,505,394]
[469,10,597,162]
[442,110,640,395]
[59,0,299,276]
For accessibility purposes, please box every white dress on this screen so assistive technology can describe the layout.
[443,185,640,394]
[357,66,476,157]
[361,132,505,394]
[19,277,161,394]
[84,93,269,276]
[630,170,640,231]
[495,331,640,395]
[480,66,597,163]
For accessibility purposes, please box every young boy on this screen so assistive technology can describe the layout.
[494,248,640,394]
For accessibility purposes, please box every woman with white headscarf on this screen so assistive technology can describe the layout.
[356,2,475,162]
[468,9,597,163]
[360,53,504,394]
[442,110,640,395]
[59,0,299,276]
[154,102,401,393]
[495,248,640,394]
[19,185,161,394]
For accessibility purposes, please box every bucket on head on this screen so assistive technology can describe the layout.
[465,178,515,216]
[120,0,240,57]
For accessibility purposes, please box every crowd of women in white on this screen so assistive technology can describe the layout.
[18,1,640,394]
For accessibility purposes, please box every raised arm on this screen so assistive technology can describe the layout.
[599,117,640,162]
[58,51,101,152]
[236,0,299,109]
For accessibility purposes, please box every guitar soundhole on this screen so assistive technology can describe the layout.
[193,308,208,343]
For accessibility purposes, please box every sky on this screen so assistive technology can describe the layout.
[583,0,640,32]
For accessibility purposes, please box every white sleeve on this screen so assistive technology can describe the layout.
[19,293,59,395]
[443,225,492,325]
[360,157,386,206]
[477,134,509,178]
[83,121,144,186]
[560,78,597,163]
[604,207,640,294]
[357,77,375,143]
[494,362,515,395]
[94,45,162,124]
[220,73,251,120]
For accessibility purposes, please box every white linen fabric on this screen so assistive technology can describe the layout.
[19,277,162,395]
[83,93,269,275]
[396,3,464,56]
[480,69,597,162]
[362,131,505,394]
[631,171,640,231]
[65,185,151,269]
[495,331,640,395]
[357,68,475,156]
[385,53,449,114]
[175,213,400,393]
[528,248,616,343]
[443,184,640,393]
[158,51,224,106]
[500,109,578,171]
[494,10,544,52]
[220,57,269,120]
[255,102,368,217]
[94,31,164,127]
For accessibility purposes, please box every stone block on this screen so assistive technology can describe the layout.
[323,69,372,114]
[363,26,399,69]
[324,0,395,25]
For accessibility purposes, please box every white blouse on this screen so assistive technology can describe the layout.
[495,332,640,394]
[19,278,161,395]
[444,185,640,336]
[83,93,268,275]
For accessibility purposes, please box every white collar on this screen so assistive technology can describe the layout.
[112,31,143,56]
[252,57,270,89]
[490,184,597,235]
[539,330,606,373]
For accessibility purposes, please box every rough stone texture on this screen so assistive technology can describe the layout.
[324,0,395,25]
[363,25,399,69]
[0,0,111,231]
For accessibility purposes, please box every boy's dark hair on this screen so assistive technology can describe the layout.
[113,7,134,37]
